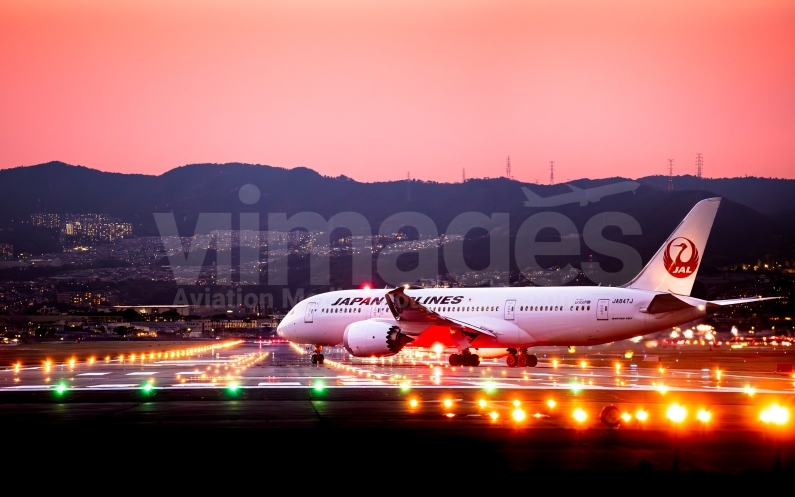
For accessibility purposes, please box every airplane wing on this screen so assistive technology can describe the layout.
[383,287,496,339]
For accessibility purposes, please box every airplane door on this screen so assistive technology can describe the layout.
[504,300,516,321]
[304,302,318,323]
[596,299,609,321]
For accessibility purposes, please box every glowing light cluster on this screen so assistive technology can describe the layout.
[760,404,790,425]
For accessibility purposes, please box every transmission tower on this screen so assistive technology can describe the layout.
[696,153,703,178]
[506,156,512,179]
[462,168,466,183]
[549,161,555,185]
[668,159,674,191]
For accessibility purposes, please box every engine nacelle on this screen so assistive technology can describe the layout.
[343,320,414,357]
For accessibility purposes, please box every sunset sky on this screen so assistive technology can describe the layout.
[2,0,793,183]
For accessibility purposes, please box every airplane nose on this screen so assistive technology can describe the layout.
[276,315,292,339]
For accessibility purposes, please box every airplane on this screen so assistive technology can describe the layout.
[522,181,640,207]
[277,198,779,367]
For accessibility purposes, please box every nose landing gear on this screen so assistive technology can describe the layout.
[310,345,325,365]
[506,348,537,368]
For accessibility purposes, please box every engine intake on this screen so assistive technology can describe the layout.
[343,320,414,357]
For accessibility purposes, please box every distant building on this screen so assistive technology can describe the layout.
[0,243,12,260]
[61,213,133,242]
[57,291,106,307]
[30,213,61,229]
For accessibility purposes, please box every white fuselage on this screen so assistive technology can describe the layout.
[276,286,706,351]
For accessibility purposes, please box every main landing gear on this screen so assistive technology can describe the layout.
[310,345,325,365]
[449,350,481,367]
[506,348,537,368]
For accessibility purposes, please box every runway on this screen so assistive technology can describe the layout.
[3,340,795,480]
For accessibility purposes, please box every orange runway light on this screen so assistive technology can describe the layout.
[512,408,526,422]
[760,405,790,425]
[489,411,499,420]
[666,404,686,423]
[697,409,711,423]
[546,399,556,409]
[443,399,453,409]
[635,409,648,422]
[573,408,587,423]
[408,398,419,408]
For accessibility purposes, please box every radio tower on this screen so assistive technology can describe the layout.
[505,156,512,180]
[462,168,466,183]
[668,159,674,191]
[549,161,555,185]
[695,153,703,178]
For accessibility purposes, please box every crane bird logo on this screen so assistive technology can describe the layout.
[663,237,699,278]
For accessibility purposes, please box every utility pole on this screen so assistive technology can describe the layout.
[696,153,703,179]
[549,161,555,185]
[668,159,674,191]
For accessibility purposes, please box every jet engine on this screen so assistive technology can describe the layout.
[343,320,414,357]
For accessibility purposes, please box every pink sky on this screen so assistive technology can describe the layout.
[1,0,794,182]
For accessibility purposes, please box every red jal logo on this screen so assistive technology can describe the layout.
[663,237,699,278]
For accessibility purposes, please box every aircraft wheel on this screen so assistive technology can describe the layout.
[468,354,481,367]
[526,354,538,367]
[317,354,325,365]
[310,354,318,365]
[449,354,462,367]
[517,354,528,367]
[506,354,518,368]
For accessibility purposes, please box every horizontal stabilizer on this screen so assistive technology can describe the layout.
[643,293,693,314]
[708,296,781,306]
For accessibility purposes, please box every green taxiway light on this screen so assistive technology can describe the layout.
[400,382,410,392]
[142,383,153,393]
[228,382,239,392]
[55,383,68,394]
[313,381,325,392]
[483,380,497,393]
[569,381,582,393]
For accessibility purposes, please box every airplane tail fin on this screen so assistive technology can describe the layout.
[626,198,721,296]
[522,187,542,206]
